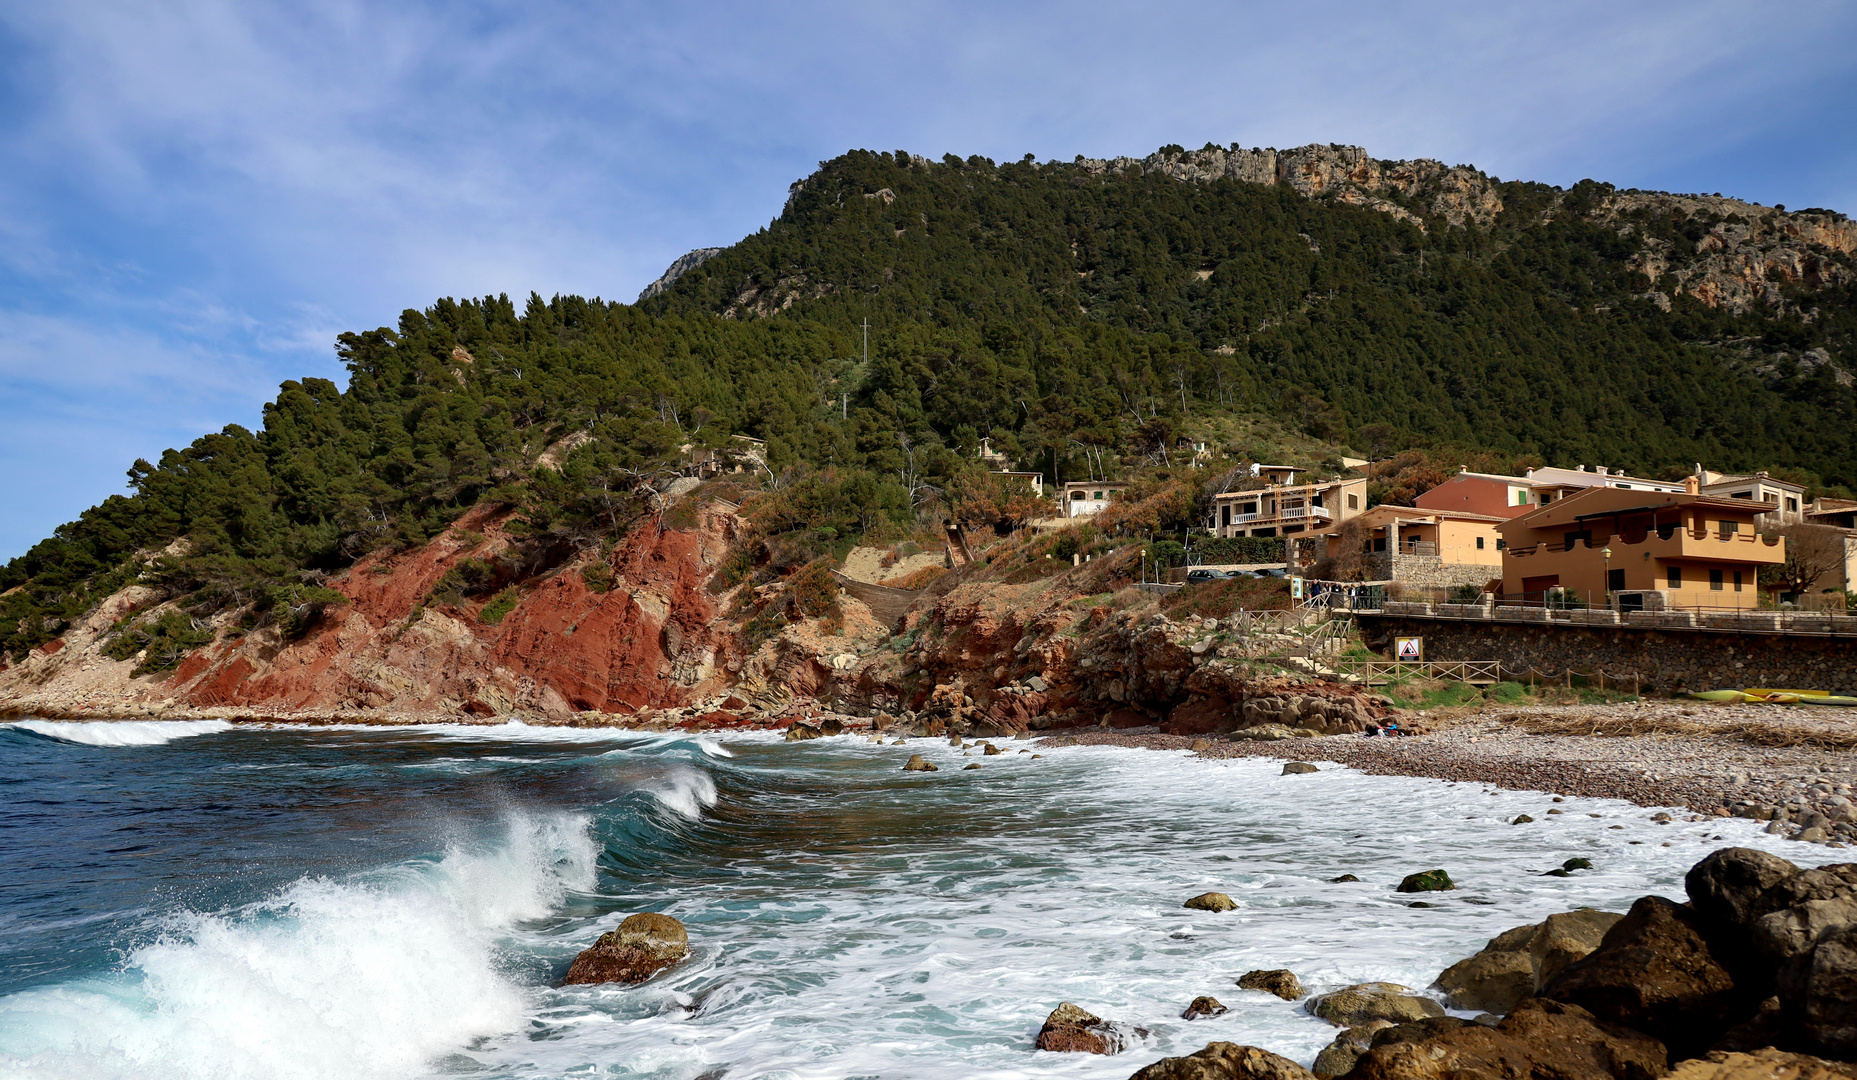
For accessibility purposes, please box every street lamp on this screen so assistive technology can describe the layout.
[1602,546,1613,608]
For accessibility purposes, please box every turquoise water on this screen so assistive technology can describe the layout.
[0,719,1821,1079]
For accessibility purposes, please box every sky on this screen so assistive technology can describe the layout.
[2,0,1855,560]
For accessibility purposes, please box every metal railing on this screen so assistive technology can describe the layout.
[1368,598,1857,636]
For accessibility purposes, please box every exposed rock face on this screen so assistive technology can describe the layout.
[1540,895,1741,1060]
[1779,923,1857,1056]
[2,499,746,721]
[1305,983,1446,1027]
[784,722,823,740]
[1236,969,1304,1000]
[1127,1041,1317,1080]
[1434,909,1625,1013]
[561,912,689,986]
[636,247,726,302]
[1184,892,1237,912]
[1034,1002,1143,1055]
[1312,1021,1393,1077]
[1342,999,1665,1080]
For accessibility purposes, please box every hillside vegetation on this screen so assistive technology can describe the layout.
[5,142,1855,662]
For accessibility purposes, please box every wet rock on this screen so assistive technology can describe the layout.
[1747,864,1857,963]
[784,722,823,741]
[1687,847,1802,928]
[903,754,939,772]
[1540,895,1740,1060]
[1182,995,1228,1019]
[1434,910,1623,1013]
[1344,999,1664,1080]
[1236,968,1304,1000]
[1185,892,1237,912]
[963,763,983,770]
[1034,1002,1143,1055]
[1563,858,1594,872]
[818,716,844,736]
[982,742,1001,755]
[1666,1049,1857,1080]
[1330,874,1361,883]
[1397,870,1455,893]
[1191,738,1213,752]
[1513,815,1535,824]
[1312,1021,1392,1076]
[1305,983,1446,1027]
[561,912,689,985]
[1282,762,1319,775]
[1127,1041,1317,1080]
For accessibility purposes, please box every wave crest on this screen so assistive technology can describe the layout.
[6,719,234,747]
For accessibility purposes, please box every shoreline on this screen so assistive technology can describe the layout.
[11,697,1856,848]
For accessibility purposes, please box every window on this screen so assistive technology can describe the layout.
[1720,521,1738,536]
[1668,566,1682,588]
[1787,497,1800,512]
[1608,569,1625,591]
[1239,502,1257,515]
[1496,538,1505,550]
[1514,489,1528,505]
[1733,492,1752,499]
[1734,570,1744,592]
[1475,536,1485,549]
[1070,491,1084,501]
[1093,491,1104,500]
[1563,530,1591,549]
[1710,569,1724,591]
[1221,506,1231,527]
[1347,494,1359,510]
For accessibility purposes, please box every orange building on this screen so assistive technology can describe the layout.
[1496,480,1785,610]
[1412,470,1537,519]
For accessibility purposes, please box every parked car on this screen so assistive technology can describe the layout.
[1185,568,1233,584]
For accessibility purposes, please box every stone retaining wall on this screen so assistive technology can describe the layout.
[1367,554,1504,593]
[1358,615,1857,693]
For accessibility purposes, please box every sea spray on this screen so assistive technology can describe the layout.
[0,812,596,1080]
[6,719,234,747]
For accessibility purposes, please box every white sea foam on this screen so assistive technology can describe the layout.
[641,766,720,821]
[6,718,234,747]
[468,739,1843,1080]
[0,813,598,1080]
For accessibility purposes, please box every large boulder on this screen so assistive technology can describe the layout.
[1185,892,1237,912]
[1664,1048,1857,1080]
[1687,848,1804,929]
[1434,910,1624,1013]
[561,912,689,985]
[1182,996,1228,1020]
[1127,1042,1317,1080]
[903,754,939,772]
[1305,983,1446,1027]
[1779,922,1857,1057]
[1034,1002,1144,1055]
[1236,968,1305,1000]
[783,722,823,741]
[1540,895,1741,1060]
[1397,870,1455,893]
[1312,1021,1393,1077]
[1749,865,1857,963]
[1342,998,1665,1080]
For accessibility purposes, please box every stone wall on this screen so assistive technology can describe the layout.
[1358,615,1857,693]
[1368,554,1504,593]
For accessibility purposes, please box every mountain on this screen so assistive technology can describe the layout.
[4,141,1856,669]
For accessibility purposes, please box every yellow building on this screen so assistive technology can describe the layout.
[1312,505,1505,590]
[1496,480,1785,610]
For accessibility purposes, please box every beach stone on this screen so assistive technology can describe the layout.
[1312,1021,1393,1077]
[1397,870,1455,893]
[963,763,983,770]
[1666,1049,1857,1080]
[1228,725,1324,742]
[1185,892,1237,912]
[1236,968,1304,1000]
[784,722,823,741]
[1330,874,1361,883]
[903,754,938,772]
[1034,1002,1142,1055]
[1305,983,1446,1027]
[1282,762,1319,775]
[983,742,1001,755]
[1191,738,1213,752]
[1513,815,1535,824]
[1127,1041,1317,1080]
[561,912,688,985]
[818,716,844,735]
[1563,858,1594,872]
[1182,995,1229,1019]
[1343,998,1665,1080]
[1540,895,1739,1060]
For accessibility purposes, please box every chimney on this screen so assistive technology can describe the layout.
[1596,466,1608,477]
[1684,475,1700,495]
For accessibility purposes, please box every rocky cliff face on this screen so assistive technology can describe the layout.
[1605,192,1857,315]
[636,247,727,303]
[0,499,748,721]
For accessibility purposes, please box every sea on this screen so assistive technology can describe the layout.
[0,718,1826,1080]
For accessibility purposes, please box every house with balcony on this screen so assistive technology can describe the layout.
[1696,470,1807,526]
[1313,505,1506,589]
[1495,479,1785,610]
[1210,474,1368,538]
[1061,480,1127,517]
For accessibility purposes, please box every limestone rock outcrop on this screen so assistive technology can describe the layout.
[1433,909,1624,1013]
[1305,983,1445,1027]
[1340,998,1665,1080]
[561,912,689,986]
[1236,969,1304,1000]
[1127,1041,1317,1080]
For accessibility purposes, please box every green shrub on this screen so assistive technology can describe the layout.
[104,610,216,676]
[581,563,615,594]
[479,587,521,625]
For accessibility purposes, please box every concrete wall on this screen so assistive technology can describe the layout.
[1358,615,1857,693]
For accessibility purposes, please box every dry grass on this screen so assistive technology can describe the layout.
[1505,710,1857,751]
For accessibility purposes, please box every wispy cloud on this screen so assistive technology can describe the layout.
[1,0,1854,557]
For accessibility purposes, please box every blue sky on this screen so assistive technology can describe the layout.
[2,1,1854,560]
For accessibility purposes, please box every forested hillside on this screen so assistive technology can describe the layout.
[5,142,1855,661]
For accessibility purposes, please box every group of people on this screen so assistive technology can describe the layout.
[1362,720,1411,737]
